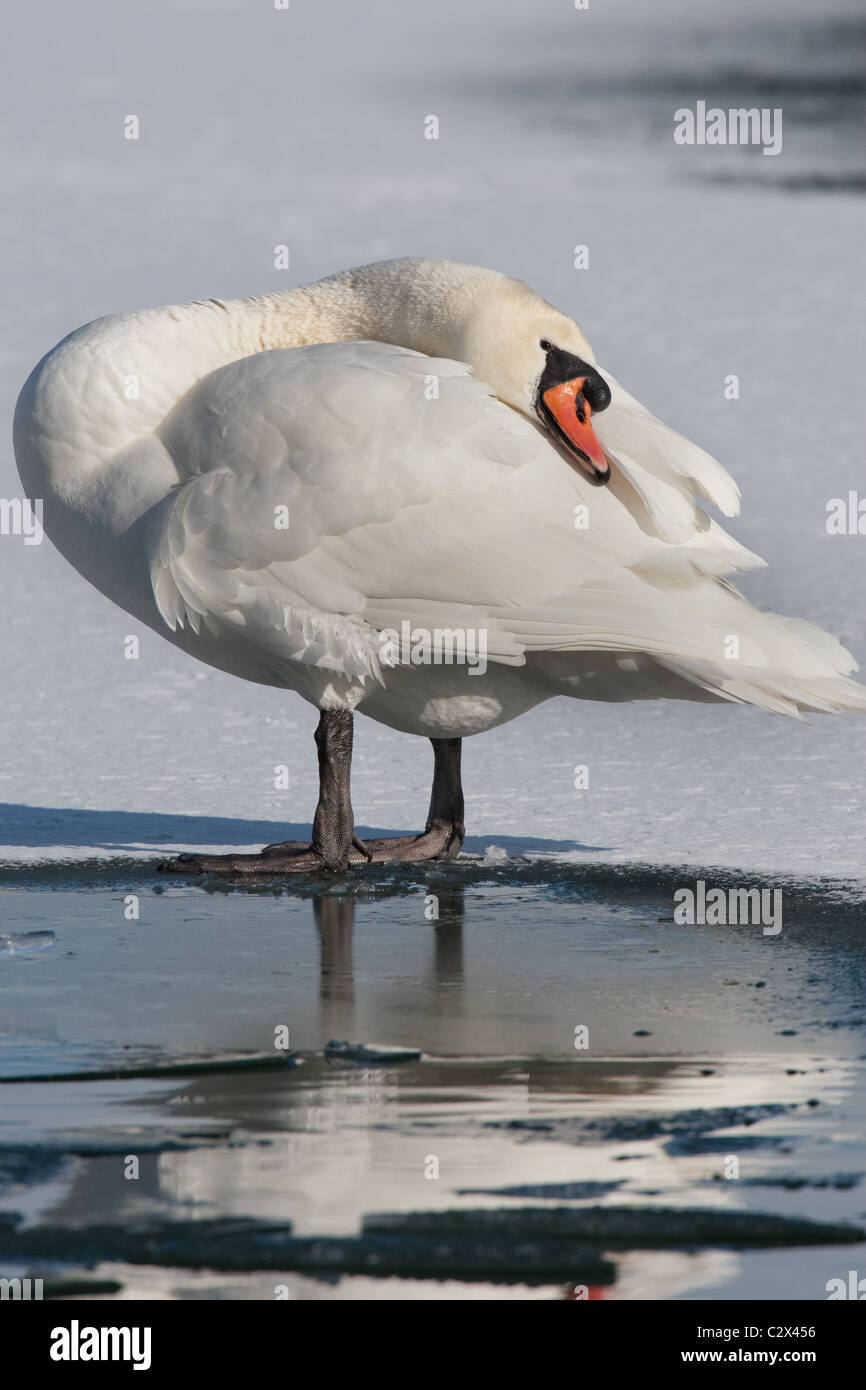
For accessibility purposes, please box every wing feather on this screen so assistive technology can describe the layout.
[144,339,864,714]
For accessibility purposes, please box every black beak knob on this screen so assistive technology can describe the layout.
[583,371,611,414]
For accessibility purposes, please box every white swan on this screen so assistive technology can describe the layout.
[14,258,866,872]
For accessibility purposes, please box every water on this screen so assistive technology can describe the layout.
[1,862,864,1300]
[463,5,866,194]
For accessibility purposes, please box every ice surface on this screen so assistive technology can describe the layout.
[1,0,864,880]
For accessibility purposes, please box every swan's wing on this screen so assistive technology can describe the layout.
[147,340,549,681]
[145,340,863,713]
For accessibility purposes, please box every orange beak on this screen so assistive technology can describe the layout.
[540,377,610,481]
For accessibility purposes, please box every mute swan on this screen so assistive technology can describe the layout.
[14,258,866,872]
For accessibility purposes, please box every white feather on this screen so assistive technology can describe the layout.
[13,259,866,740]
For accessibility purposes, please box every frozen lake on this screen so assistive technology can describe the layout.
[2,0,865,883]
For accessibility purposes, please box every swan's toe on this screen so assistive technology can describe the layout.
[261,839,310,856]
[156,851,245,875]
[154,845,351,876]
[358,820,465,864]
[152,822,461,875]
[156,852,205,873]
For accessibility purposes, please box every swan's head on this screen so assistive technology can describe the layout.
[457,274,612,483]
[334,258,613,481]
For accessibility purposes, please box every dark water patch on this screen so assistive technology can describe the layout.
[43,1278,125,1299]
[364,1206,865,1250]
[0,1133,231,1160]
[324,1040,422,1065]
[666,1134,791,1157]
[41,1278,126,1301]
[0,1147,71,1192]
[696,171,866,196]
[488,1103,793,1145]
[0,1212,613,1285]
[805,1017,866,1031]
[458,1180,623,1201]
[0,1048,298,1085]
[448,12,866,194]
[715,1172,863,1192]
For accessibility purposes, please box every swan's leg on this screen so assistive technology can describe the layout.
[158,722,464,875]
[159,709,362,875]
[355,737,465,863]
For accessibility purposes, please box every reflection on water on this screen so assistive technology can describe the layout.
[314,885,466,1038]
[0,867,865,1298]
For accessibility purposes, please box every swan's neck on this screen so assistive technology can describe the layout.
[246,257,505,360]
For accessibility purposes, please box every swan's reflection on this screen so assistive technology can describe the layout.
[32,879,701,1261]
[429,884,464,989]
[313,894,355,1032]
[313,878,466,1036]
